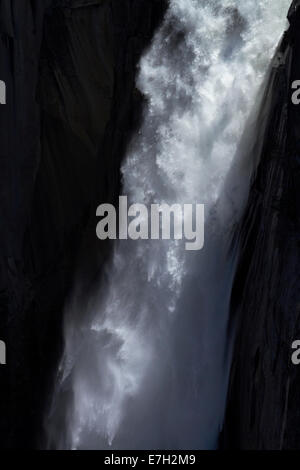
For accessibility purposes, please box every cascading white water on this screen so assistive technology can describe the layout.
[48,0,290,450]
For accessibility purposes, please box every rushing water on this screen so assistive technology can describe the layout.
[48,0,290,450]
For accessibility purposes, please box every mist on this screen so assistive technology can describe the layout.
[47,0,290,450]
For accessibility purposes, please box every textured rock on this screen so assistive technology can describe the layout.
[0,0,167,449]
[223,0,300,450]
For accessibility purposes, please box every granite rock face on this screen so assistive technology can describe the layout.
[0,0,167,449]
[223,0,300,450]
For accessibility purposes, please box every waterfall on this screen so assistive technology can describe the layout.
[48,0,290,450]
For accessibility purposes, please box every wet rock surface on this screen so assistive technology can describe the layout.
[223,0,300,450]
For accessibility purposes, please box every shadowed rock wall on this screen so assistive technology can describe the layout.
[223,0,300,450]
[0,0,168,449]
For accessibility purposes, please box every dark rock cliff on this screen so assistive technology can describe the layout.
[223,0,300,450]
[0,0,168,449]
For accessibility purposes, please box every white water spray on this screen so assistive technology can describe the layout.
[48,0,290,450]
